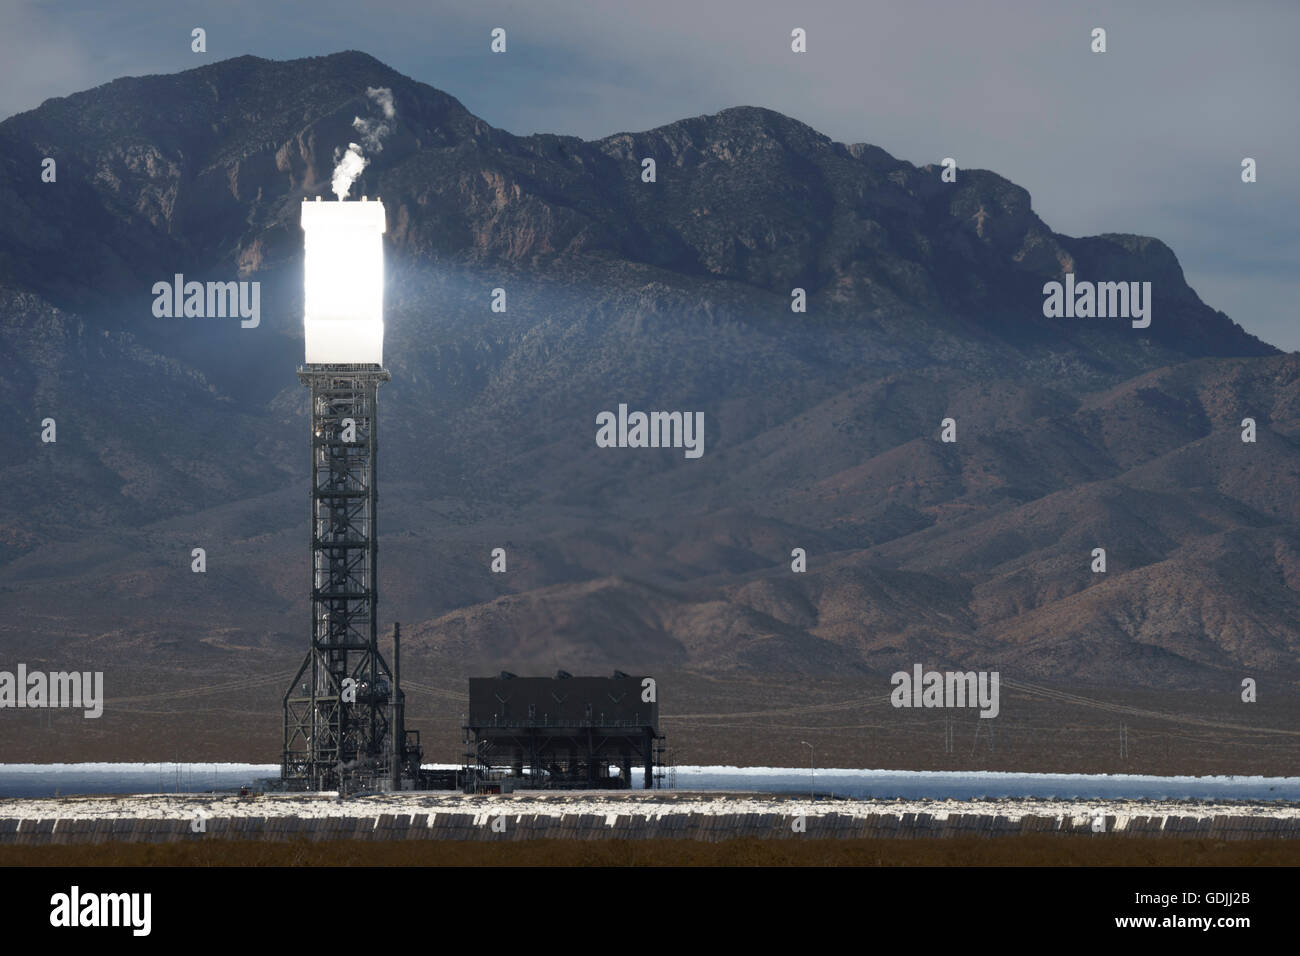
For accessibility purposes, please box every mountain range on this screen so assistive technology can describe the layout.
[2,50,1296,699]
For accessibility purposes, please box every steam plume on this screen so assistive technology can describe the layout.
[329,87,396,201]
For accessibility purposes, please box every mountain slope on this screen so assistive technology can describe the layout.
[0,51,1293,691]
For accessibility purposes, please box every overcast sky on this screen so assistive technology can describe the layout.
[3,0,1296,349]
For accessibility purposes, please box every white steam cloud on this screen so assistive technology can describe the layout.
[330,87,396,201]
[331,143,368,201]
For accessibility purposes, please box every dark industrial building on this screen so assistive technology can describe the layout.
[463,672,665,790]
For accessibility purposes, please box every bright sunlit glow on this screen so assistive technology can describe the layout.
[301,197,386,364]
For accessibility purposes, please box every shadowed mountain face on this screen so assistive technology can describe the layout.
[0,51,1293,692]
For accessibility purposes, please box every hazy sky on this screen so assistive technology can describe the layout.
[3,0,1296,348]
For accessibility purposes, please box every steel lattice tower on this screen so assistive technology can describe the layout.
[281,363,411,791]
[280,196,422,792]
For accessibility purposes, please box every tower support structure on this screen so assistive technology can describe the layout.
[281,363,418,791]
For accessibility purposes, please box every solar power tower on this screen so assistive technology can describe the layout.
[281,196,419,791]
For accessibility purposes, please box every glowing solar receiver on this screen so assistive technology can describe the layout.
[301,196,386,364]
